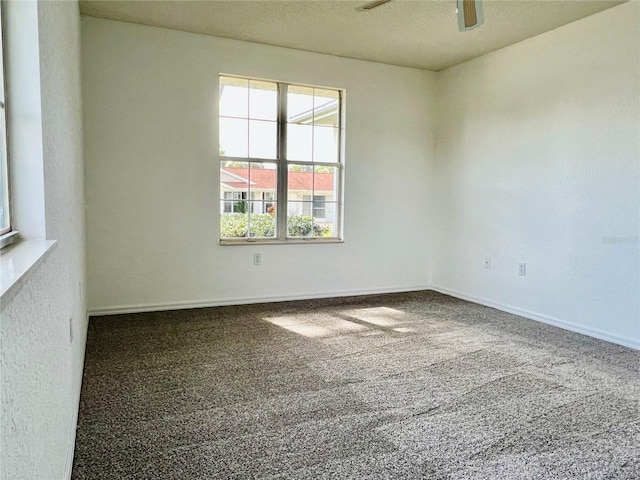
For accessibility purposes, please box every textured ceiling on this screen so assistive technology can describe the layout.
[79,0,626,71]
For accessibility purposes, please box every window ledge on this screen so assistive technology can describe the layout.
[1,239,57,309]
[220,238,344,246]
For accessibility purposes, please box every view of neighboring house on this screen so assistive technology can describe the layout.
[220,166,336,221]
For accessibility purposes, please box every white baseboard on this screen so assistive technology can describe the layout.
[65,309,90,479]
[88,285,432,316]
[63,401,79,479]
[88,285,639,351]
[430,285,640,351]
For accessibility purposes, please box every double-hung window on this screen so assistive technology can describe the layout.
[0,6,11,245]
[219,75,343,242]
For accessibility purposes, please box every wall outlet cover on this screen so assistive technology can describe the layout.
[518,262,526,276]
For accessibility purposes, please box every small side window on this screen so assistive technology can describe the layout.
[0,5,12,244]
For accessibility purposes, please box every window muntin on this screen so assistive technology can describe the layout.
[0,6,10,237]
[219,76,342,241]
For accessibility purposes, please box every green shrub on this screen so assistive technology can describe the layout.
[248,214,275,237]
[287,215,331,237]
[234,200,247,214]
[220,213,331,238]
[286,215,313,237]
[220,213,275,237]
[220,213,248,237]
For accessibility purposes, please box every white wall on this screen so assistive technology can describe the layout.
[432,2,640,348]
[0,2,87,479]
[82,17,437,313]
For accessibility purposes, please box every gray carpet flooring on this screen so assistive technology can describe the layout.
[72,291,640,479]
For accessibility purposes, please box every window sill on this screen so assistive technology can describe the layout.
[220,238,344,246]
[0,239,57,309]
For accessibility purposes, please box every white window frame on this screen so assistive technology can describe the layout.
[219,75,344,244]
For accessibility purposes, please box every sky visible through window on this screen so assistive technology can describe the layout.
[219,80,338,161]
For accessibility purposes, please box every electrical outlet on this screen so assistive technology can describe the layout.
[518,262,526,276]
[484,256,491,269]
[253,253,262,266]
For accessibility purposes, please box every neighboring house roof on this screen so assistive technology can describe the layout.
[289,99,338,125]
[220,168,256,190]
[222,167,334,191]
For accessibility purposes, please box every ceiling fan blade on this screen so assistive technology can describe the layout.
[356,0,392,12]
[457,0,484,31]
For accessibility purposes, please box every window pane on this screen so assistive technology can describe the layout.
[248,202,276,238]
[287,163,338,238]
[313,126,339,163]
[287,85,314,123]
[313,165,339,201]
[287,163,311,237]
[219,76,248,118]
[220,160,249,208]
[220,160,279,239]
[312,195,326,219]
[313,202,338,238]
[220,208,248,237]
[287,203,315,237]
[249,80,277,121]
[0,149,8,232]
[0,111,8,233]
[219,118,248,157]
[287,200,304,217]
[288,165,338,204]
[287,124,312,161]
[314,89,339,127]
[288,163,313,196]
[249,120,277,159]
[249,162,277,201]
[220,158,249,237]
